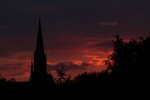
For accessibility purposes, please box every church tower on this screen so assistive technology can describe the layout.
[30,19,48,84]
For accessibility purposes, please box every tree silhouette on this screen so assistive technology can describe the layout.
[56,65,71,84]
[105,35,150,84]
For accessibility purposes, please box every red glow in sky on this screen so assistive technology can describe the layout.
[0,38,113,81]
[0,0,150,81]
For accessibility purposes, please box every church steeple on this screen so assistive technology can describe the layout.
[36,18,44,53]
[30,18,48,84]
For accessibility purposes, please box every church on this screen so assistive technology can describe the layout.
[30,19,49,84]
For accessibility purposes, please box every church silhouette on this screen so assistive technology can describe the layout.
[30,19,48,85]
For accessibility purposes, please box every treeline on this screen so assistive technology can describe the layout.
[0,35,150,97]
[53,35,150,88]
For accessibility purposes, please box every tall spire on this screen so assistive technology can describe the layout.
[36,18,44,53]
[30,18,48,84]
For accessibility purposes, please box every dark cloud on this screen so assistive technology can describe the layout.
[0,63,24,70]
[0,26,10,30]
[0,0,149,38]
[99,22,118,27]
[0,0,149,53]
[4,71,25,77]
[86,37,113,52]
[48,61,91,71]
[0,63,26,77]
[0,49,13,58]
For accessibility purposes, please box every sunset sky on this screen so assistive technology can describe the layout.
[0,0,150,81]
